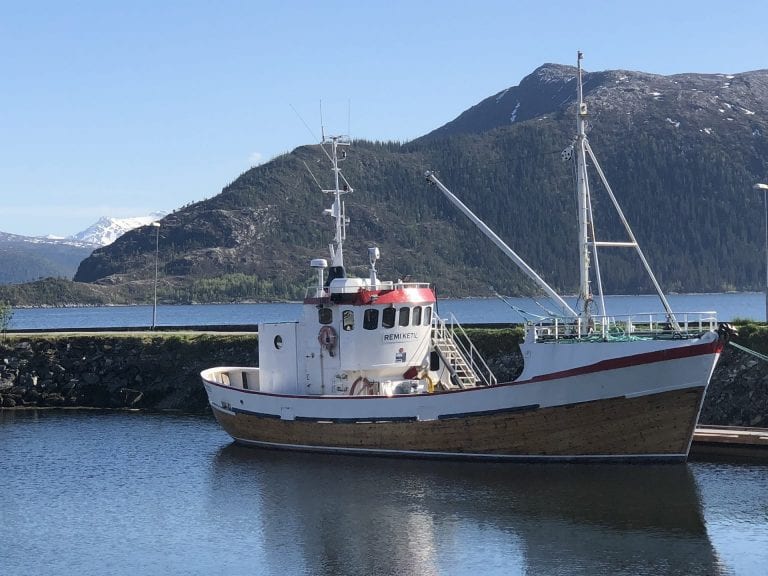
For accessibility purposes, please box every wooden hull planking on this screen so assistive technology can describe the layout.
[211,386,705,461]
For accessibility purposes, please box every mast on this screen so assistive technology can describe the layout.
[575,51,593,321]
[321,135,352,273]
[574,52,680,330]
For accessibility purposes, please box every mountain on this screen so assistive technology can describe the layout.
[422,64,768,141]
[0,213,165,285]
[4,61,768,305]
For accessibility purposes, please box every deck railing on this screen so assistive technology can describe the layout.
[531,311,718,342]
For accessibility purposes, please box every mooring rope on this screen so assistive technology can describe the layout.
[729,341,768,363]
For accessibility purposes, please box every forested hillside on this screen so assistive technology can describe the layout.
[0,234,94,284]
[3,62,768,306]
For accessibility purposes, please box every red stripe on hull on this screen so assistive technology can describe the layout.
[517,338,723,386]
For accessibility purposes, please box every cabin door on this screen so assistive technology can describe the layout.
[304,322,342,395]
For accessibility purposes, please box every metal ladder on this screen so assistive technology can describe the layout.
[432,314,497,390]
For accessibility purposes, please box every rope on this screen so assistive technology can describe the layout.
[492,290,547,322]
[729,341,768,363]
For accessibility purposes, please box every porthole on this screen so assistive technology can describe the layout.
[318,308,332,325]
[343,310,355,331]
[274,335,283,349]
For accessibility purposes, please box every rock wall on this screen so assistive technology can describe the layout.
[1,332,766,426]
[0,334,257,413]
[699,345,768,426]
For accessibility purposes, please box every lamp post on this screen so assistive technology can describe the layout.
[754,183,768,322]
[150,222,161,330]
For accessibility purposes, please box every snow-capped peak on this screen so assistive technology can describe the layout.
[70,212,166,246]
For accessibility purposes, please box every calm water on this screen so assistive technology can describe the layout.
[7,292,765,330]
[1,411,767,576]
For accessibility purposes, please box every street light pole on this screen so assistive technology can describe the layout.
[150,222,161,330]
[753,183,768,322]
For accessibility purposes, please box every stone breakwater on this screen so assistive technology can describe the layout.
[0,332,766,426]
[699,344,768,427]
[0,334,257,413]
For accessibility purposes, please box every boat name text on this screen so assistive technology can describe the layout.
[382,332,419,344]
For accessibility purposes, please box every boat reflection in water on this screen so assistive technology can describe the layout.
[210,445,725,576]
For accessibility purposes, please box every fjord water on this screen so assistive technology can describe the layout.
[2,411,767,576]
[7,292,764,330]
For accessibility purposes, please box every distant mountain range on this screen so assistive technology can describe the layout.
[0,213,165,284]
[2,61,768,306]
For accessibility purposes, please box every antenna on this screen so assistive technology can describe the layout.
[302,160,323,191]
[320,99,325,142]
[289,103,319,142]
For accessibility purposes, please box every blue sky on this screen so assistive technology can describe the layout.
[1,0,767,236]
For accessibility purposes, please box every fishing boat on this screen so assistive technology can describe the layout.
[201,53,726,461]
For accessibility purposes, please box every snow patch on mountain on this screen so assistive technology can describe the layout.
[71,212,166,246]
[1,212,166,250]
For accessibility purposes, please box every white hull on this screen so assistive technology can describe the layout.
[203,333,719,422]
[201,333,722,460]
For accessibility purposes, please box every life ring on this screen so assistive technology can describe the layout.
[318,326,338,351]
[350,376,373,396]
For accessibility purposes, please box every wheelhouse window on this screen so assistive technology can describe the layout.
[318,308,332,325]
[398,307,410,327]
[423,306,432,326]
[412,306,422,327]
[363,309,379,330]
[382,307,396,329]
[342,310,354,331]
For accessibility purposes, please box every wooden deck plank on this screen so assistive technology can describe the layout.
[690,425,768,460]
[693,425,768,447]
